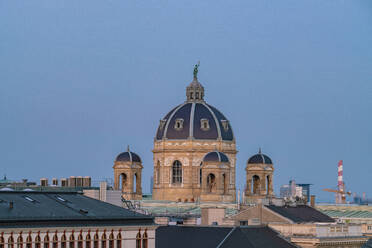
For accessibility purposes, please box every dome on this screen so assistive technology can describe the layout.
[115,147,141,163]
[247,149,273,164]
[155,74,234,141]
[203,151,230,163]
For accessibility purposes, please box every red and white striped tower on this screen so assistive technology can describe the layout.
[336,160,344,204]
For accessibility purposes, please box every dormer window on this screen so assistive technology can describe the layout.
[200,118,210,131]
[159,119,167,130]
[221,120,229,131]
[174,118,184,130]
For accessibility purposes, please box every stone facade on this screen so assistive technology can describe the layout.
[113,152,143,200]
[244,153,274,203]
[152,73,237,203]
[0,226,155,248]
[152,139,237,202]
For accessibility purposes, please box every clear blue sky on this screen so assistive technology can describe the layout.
[1,0,371,202]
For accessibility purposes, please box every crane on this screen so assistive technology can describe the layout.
[322,188,351,204]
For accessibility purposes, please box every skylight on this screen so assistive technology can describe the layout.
[24,196,35,202]
[56,196,66,202]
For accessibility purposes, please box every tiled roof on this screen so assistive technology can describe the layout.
[156,226,297,248]
[266,205,335,223]
[0,191,153,227]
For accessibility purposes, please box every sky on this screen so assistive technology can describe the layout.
[0,0,371,202]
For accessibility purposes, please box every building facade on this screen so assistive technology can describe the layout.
[0,191,155,248]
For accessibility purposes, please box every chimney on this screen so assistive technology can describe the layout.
[9,201,14,209]
[310,195,316,207]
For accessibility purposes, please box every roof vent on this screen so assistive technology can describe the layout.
[79,209,88,214]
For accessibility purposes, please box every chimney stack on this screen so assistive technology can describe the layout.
[310,195,316,207]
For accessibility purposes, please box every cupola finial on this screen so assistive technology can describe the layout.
[127,145,130,152]
[258,147,262,154]
[186,62,205,102]
[193,61,200,79]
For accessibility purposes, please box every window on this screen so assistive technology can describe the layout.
[142,231,148,248]
[26,235,32,248]
[159,119,166,130]
[93,234,98,248]
[190,92,194,100]
[174,118,184,130]
[77,235,83,248]
[172,160,182,184]
[52,234,58,248]
[108,233,114,248]
[61,235,66,248]
[116,233,122,248]
[101,234,106,248]
[85,234,90,248]
[240,221,248,226]
[221,120,229,131]
[1,236,4,248]
[68,234,74,248]
[136,232,141,248]
[43,235,49,248]
[35,236,41,248]
[17,235,23,248]
[368,226,372,231]
[207,173,216,193]
[200,119,210,131]
[8,236,14,248]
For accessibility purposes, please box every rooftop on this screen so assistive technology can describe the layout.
[0,191,153,227]
[156,225,297,248]
[266,205,335,223]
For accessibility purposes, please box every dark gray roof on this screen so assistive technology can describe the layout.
[115,151,141,163]
[266,205,335,223]
[156,226,297,248]
[0,191,153,227]
[156,102,234,141]
[247,153,273,164]
[203,151,229,163]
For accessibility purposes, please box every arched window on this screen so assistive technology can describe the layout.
[77,235,83,248]
[135,231,141,248]
[133,173,138,193]
[93,234,98,248]
[172,160,182,184]
[85,234,90,248]
[142,231,148,248]
[43,235,49,248]
[108,232,114,248]
[35,235,41,248]
[60,235,66,248]
[266,175,271,195]
[116,233,122,248]
[17,235,23,248]
[101,233,106,248]
[26,234,32,248]
[222,174,227,194]
[252,175,260,194]
[68,234,74,248]
[207,174,216,193]
[120,173,127,192]
[52,234,58,248]
[199,162,203,185]
[8,236,14,248]
[156,161,161,184]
